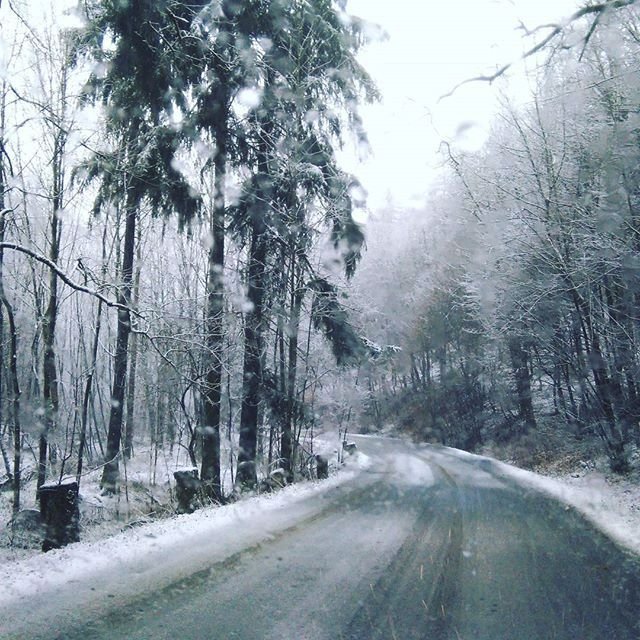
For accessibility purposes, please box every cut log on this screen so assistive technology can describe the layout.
[342,441,357,455]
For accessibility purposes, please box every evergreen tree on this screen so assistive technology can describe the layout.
[189,0,263,500]
[77,0,201,493]
[233,0,376,486]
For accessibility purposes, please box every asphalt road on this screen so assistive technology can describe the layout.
[6,437,640,639]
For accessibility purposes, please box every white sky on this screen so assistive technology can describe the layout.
[1,0,583,214]
[343,0,583,211]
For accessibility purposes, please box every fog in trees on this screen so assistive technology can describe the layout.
[350,1,640,473]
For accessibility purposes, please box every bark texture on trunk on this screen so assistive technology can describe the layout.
[200,119,227,502]
[237,228,267,488]
[101,199,136,494]
[508,336,537,431]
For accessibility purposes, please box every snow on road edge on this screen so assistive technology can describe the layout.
[440,445,640,556]
[3,434,638,615]
[0,465,361,607]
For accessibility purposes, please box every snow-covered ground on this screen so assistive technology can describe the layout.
[433,443,640,556]
[0,435,360,616]
[0,469,359,608]
[0,435,343,563]
[497,458,640,555]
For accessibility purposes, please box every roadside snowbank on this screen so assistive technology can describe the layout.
[439,445,640,556]
[496,459,640,555]
[0,468,358,611]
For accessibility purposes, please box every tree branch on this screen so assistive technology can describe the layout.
[440,0,638,100]
[0,242,141,316]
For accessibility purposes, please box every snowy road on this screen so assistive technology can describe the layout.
[3,436,640,639]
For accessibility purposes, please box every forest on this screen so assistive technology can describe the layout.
[1,0,640,548]
[355,1,640,475]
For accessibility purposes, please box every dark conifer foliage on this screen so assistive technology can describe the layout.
[309,277,365,366]
[77,0,202,493]
[69,0,374,496]
[225,0,375,485]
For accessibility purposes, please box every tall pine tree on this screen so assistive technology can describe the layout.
[77,0,202,493]
[233,0,377,485]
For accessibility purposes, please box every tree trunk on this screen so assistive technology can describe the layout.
[237,226,267,488]
[0,80,20,510]
[0,88,8,501]
[237,105,275,489]
[281,258,304,480]
[101,197,136,494]
[77,221,110,484]
[0,304,4,485]
[295,310,314,451]
[124,223,143,459]
[571,286,628,471]
[508,335,537,431]
[39,158,62,491]
[0,208,21,516]
[589,331,629,472]
[76,298,103,485]
[603,275,637,440]
[200,121,227,502]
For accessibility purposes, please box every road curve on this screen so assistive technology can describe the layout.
[4,436,640,639]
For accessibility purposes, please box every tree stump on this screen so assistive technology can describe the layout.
[315,454,329,480]
[342,441,357,455]
[258,468,288,493]
[174,469,201,514]
[38,480,80,552]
